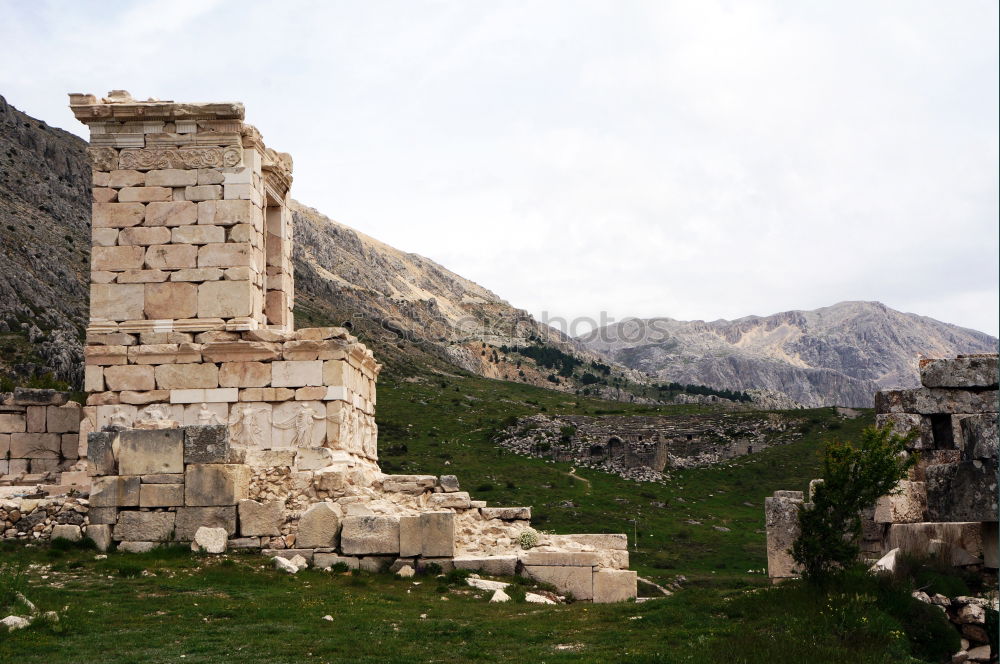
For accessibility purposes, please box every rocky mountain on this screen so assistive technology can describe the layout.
[577,302,998,407]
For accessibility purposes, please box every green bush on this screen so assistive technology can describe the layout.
[793,426,917,581]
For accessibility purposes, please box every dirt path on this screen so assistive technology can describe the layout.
[561,468,592,493]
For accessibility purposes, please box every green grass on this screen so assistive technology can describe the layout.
[3,370,954,663]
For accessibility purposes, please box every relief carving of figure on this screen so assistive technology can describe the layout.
[229,405,265,448]
[274,404,327,448]
[108,405,132,429]
[197,403,223,426]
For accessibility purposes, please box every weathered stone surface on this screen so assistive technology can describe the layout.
[296,502,342,548]
[340,516,400,555]
[142,473,185,484]
[118,186,172,203]
[197,280,254,318]
[46,404,81,434]
[144,244,198,269]
[523,565,594,600]
[398,515,421,557]
[9,432,61,458]
[920,356,999,389]
[438,474,460,492]
[139,483,184,507]
[219,362,271,387]
[238,499,283,537]
[92,202,144,228]
[262,549,315,564]
[114,511,175,541]
[145,201,197,226]
[452,556,518,576]
[89,476,140,507]
[983,522,998,568]
[118,428,184,475]
[359,556,394,573]
[174,506,237,541]
[0,412,26,433]
[118,226,171,246]
[765,493,803,578]
[875,388,999,415]
[184,425,230,463]
[144,282,198,319]
[926,460,998,522]
[480,507,531,521]
[91,283,145,320]
[420,512,455,558]
[192,527,228,553]
[51,524,82,542]
[592,569,637,603]
[314,553,360,570]
[519,551,601,567]
[873,480,926,524]
[88,507,118,525]
[427,492,471,509]
[86,524,113,551]
[118,541,159,553]
[886,522,984,559]
[155,363,219,390]
[103,365,155,392]
[559,533,629,551]
[185,464,250,506]
[271,361,323,388]
[957,414,998,461]
[874,413,934,449]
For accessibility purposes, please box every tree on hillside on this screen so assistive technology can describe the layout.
[792,425,917,582]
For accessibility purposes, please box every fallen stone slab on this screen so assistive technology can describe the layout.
[592,569,637,603]
[192,526,228,553]
[523,565,594,600]
[467,577,510,592]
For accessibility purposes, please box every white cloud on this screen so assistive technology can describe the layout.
[1,0,996,335]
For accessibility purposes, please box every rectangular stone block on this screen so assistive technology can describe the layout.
[198,243,253,268]
[142,473,184,483]
[103,365,155,391]
[219,362,271,387]
[272,361,323,388]
[452,556,518,576]
[592,569,637,603]
[45,404,80,434]
[926,459,999,522]
[427,492,471,509]
[958,414,999,461]
[420,512,455,558]
[197,280,254,318]
[118,226,171,246]
[480,507,531,521]
[9,433,61,458]
[174,506,237,540]
[398,515,421,557]
[92,202,144,228]
[340,515,400,555]
[172,225,225,245]
[296,502,342,548]
[313,553,360,570]
[170,267,223,282]
[920,355,999,389]
[0,412,26,433]
[875,413,934,449]
[145,169,198,187]
[558,534,629,551]
[108,170,143,187]
[155,363,219,390]
[198,199,254,226]
[519,551,601,567]
[92,245,145,271]
[765,494,803,578]
[143,282,198,320]
[146,200,197,226]
[523,565,594,600]
[185,464,250,506]
[875,388,1000,415]
[118,428,184,475]
[87,431,117,475]
[114,511,175,541]
[90,284,145,321]
[118,186,172,203]
[144,244,197,269]
[88,507,118,525]
[92,227,119,246]
[186,185,222,201]
[873,480,927,523]
[26,406,45,432]
[238,499,283,537]
[203,388,238,402]
[117,269,168,284]
[90,475,140,507]
[184,425,230,463]
[885,522,984,559]
[140,483,184,507]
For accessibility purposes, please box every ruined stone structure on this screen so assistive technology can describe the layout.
[497,412,803,481]
[0,388,84,487]
[0,91,638,603]
[766,354,998,583]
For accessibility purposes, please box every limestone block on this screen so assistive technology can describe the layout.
[220,362,271,387]
[0,412,26,433]
[174,506,237,540]
[172,225,225,245]
[94,403,138,429]
[117,269,168,284]
[128,343,201,365]
[480,507,531,521]
[452,556,518,576]
[114,511,175,541]
[144,282,198,319]
[874,481,927,523]
[438,475,460,492]
[145,169,198,187]
[142,473,184,483]
[765,494,803,578]
[272,361,323,388]
[144,244,198,269]
[86,431,117,475]
[92,227,120,247]
[920,356,999,389]
[874,413,934,450]
[86,524,113,551]
[592,569,638,603]
[559,534,629,551]
[243,448,295,467]
[93,187,117,203]
[185,464,250,506]
[228,402,273,448]
[523,565,594,600]
[170,267,223,282]
[271,401,325,448]
[192,526,228,553]
[323,360,346,386]
[9,433,61,458]
[398,515,421,557]
[295,447,340,470]
[295,327,348,341]
[926,460,999,522]
[108,170,144,187]
[198,280,254,318]
[140,483,184,507]
[198,199,254,226]
[359,556,394,573]
[103,365,155,392]
[203,388,238,403]
[61,433,79,459]
[185,185,222,201]
[119,428,184,475]
[295,387,326,401]
[87,507,119,525]
[119,391,169,406]
[340,516,400,555]
[146,201,197,226]
[958,414,998,461]
[198,243,253,268]
[92,202,144,228]
[238,499,283,537]
[296,502,343,548]
[201,341,281,363]
[45,404,80,434]
[155,363,219,390]
[314,553,360,570]
[117,542,159,553]
[427,492,471,509]
[520,551,601,567]
[26,406,46,432]
[118,226,171,246]
[92,245,145,271]
[118,186,172,203]
[184,424,230,463]
[420,512,455,558]
[875,388,1000,415]
[51,524,82,542]
[181,403,227,427]
[886,522,984,559]
[197,169,225,185]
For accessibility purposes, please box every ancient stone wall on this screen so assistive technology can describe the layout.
[1,388,84,489]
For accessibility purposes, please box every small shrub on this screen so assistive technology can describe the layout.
[518,530,538,550]
[331,562,350,573]
[418,562,442,577]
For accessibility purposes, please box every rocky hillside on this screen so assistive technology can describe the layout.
[577,301,998,407]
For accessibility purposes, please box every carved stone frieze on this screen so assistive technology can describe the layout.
[88,147,119,171]
[118,146,242,171]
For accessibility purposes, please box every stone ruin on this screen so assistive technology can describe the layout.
[765,354,998,655]
[0,91,637,603]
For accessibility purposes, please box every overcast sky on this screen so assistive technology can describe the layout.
[2,0,997,336]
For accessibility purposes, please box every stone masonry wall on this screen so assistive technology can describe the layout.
[1,388,83,487]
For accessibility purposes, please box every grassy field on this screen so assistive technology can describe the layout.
[1,371,959,663]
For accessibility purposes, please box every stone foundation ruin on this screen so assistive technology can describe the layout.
[0,91,637,603]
